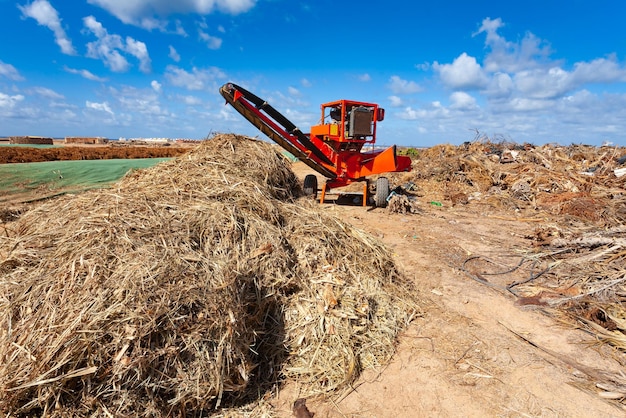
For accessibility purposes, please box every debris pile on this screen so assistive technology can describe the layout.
[400,141,626,225]
[387,194,421,214]
[530,226,626,353]
[0,134,419,416]
[406,140,626,363]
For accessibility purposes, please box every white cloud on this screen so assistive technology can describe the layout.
[83,14,106,36]
[484,72,514,99]
[164,65,226,91]
[398,100,462,125]
[283,108,315,128]
[19,0,76,55]
[64,66,107,82]
[87,0,257,28]
[174,19,187,36]
[560,89,596,110]
[86,100,114,115]
[0,61,24,81]
[358,73,371,82]
[397,107,419,121]
[406,21,626,144]
[466,18,626,105]
[388,76,422,94]
[571,55,626,84]
[83,16,152,73]
[388,95,403,107]
[474,17,552,73]
[125,37,151,72]
[473,17,505,45]
[507,59,626,102]
[398,101,436,120]
[111,86,169,116]
[151,80,162,93]
[288,86,300,96]
[449,92,478,110]
[84,16,128,71]
[502,97,554,112]
[301,78,312,88]
[31,87,64,100]
[198,29,222,49]
[513,67,572,100]
[433,53,488,90]
[179,94,202,105]
[267,89,309,109]
[0,92,25,109]
[168,45,181,62]
[218,105,240,122]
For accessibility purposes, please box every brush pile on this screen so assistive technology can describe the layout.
[403,140,626,365]
[0,134,419,416]
[400,141,626,225]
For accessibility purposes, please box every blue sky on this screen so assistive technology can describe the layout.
[1,0,626,146]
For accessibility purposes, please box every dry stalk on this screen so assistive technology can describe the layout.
[0,134,420,416]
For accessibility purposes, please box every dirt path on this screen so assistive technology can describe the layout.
[275,163,625,417]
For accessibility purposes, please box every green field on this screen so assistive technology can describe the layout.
[0,158,170,202]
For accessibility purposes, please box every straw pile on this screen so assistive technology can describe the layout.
[0,134,419,416]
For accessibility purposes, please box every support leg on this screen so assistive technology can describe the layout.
[363,180,368,207]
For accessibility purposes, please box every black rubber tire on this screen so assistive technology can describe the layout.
[374,177,390,207]
[303,174,318,198]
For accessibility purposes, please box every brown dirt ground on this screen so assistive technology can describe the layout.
[1,151,625,417]
[0,142,192,164]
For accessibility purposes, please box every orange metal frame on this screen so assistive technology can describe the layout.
[309,100,410,189]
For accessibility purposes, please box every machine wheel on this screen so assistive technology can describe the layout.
[374,177,390,207]
[303,174,318,198]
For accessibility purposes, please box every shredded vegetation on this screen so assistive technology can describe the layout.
[0,134,420,416]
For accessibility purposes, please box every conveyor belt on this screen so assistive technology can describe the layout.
[220,83,337,179]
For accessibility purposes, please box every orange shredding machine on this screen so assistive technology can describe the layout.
[220,82,411,206]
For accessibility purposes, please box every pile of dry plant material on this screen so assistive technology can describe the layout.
[398,140,626,226]
[387,194,421,214]
[0,134,419,416]
[527,227,626,345]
